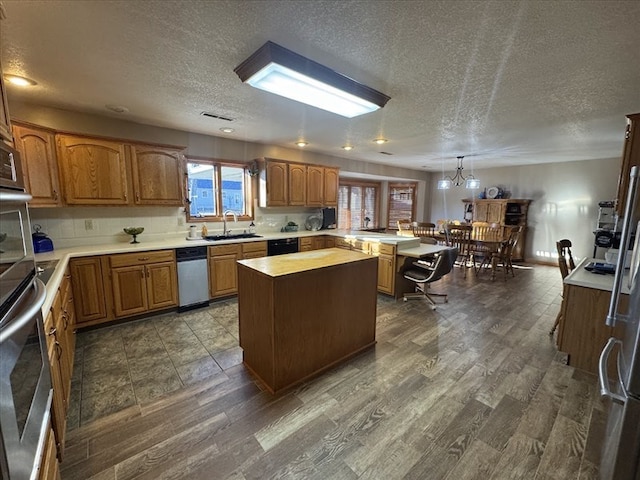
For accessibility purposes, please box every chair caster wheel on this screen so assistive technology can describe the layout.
[403,298,408,302]
[430,306,437,311]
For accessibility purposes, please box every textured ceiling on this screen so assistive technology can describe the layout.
[2,0,640,172]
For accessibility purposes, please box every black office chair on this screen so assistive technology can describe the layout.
[403,247,458,310]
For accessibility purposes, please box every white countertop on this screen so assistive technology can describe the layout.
[564,257,630,295]
[397,243,449,258]
[35,229,420,315]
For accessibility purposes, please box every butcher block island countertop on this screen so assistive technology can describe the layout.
[237,248,378,394]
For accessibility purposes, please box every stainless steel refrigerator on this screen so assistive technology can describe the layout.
[599,165,640,480]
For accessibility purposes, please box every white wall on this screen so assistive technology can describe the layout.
[428,158,621,263]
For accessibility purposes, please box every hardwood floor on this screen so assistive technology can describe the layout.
[61,263,610,480]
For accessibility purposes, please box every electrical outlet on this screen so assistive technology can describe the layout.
[84,219,94,231]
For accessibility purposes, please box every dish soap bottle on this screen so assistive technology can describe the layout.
[201,223,208,237]
[249,221,255,234]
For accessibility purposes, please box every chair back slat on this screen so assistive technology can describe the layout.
[445,224,473,255]
[412,222,437,242]
[472,222,502,242]
[397,219,413,237]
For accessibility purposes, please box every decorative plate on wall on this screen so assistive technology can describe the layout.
[486,186,500,199]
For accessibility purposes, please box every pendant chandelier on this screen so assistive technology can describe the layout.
[437,156,480,190]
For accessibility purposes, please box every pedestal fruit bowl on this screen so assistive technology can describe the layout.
[123,227,144,244]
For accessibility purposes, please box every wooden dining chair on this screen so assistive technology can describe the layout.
[550,239,576,334]
[471,222,502,273]
[397,219,414,237]
[478,226,522,280]
[412,222,437,243]
[445,224,473,277]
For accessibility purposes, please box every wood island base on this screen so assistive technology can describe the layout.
[237,248,378,394]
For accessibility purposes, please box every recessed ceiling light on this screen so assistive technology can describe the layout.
[105,104,129,113]
[220,127,235,133]
[342,145,353,151]
[374,138,388,144]
[4,74,37,87]
[295,141,308,147]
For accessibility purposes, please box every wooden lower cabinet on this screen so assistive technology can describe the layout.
[242,241,267,259]
[69,256,109,326]
[38,423,61,480]
[109,250,177,318]
[333,237,396,294]
[558,283,626,376]
[209,244,242,298]
[43,268,76,461]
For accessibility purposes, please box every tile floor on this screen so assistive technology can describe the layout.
[68,299,242,429]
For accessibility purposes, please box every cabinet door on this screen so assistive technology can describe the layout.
[146,261,178,310]
[323,167,339,206]
[299,238,313,252]
[615,114,640,217]
[486,203,504,224]
[12,124,62,206]
[111,265,148,317]
[0,57,12,143]
[265,160,288,206]
[377,254,394,294]
[70,257,108,324]
[306,165,324,206]
[45,314,67,461]
[39,425,61,480]
[312,236,326,250]
[473,203,488,222]
[209,253,240,297]
[288,163,307,206]
[324,236,336,248]
[57,135,129,204]
[130,145,184,205]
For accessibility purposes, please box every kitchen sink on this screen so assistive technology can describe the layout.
[203,233,263,241]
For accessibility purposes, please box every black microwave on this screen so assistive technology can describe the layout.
[0,142,24,191]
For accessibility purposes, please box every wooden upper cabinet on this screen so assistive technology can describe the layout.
[56,135,129,205]
[615,113,640,217]
[288,163,306,206]
[0,57,12,143]
[129,145,185,205]
[262,159,288,206]
[323,167,339,206]
[306,165,323,206]
[12,123,62,206]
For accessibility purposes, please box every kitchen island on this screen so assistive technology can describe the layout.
[237,248,378,394]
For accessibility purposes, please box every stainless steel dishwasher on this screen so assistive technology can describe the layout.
[176,246,209,312]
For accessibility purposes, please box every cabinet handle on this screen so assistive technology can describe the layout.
[138,257,150,261]
[136,191,140,202]
[140,268,145,278]
[55,341,62,359]
[48,327,57,336]
[146,266,150,277]
[53,190,58,200]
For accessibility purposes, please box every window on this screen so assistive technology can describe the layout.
[337,180,380,230]
[186,159,252,221]
[387,183,417,229]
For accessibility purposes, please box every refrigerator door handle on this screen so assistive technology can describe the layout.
[599,337,627,404]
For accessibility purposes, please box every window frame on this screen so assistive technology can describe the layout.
[337,179,381,230]
[387,182,417,230]
[185,156,254,222]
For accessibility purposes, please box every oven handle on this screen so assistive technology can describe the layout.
[0,277,46,344]
[0,189,33,203]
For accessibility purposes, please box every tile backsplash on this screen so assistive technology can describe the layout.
[29,205,324,249]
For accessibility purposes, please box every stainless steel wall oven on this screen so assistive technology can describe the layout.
[0,142,52,480]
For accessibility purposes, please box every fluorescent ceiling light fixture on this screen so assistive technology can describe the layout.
[342,145,353,151]
[234,41,390,118]
[295,141,308,147]
[374,138,388,144]
[4,74,37,87]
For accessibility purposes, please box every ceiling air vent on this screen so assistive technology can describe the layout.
[200,112,234,122]
[379,151,393,155]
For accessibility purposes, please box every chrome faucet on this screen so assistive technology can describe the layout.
[223,210,237,236]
